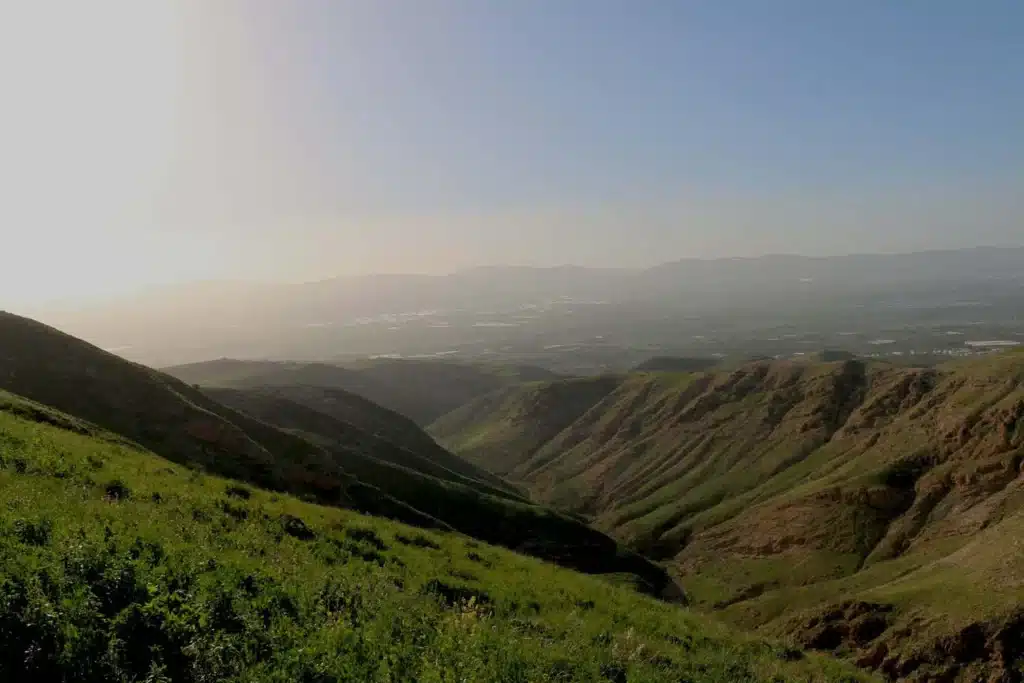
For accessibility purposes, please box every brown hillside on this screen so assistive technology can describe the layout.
[433,353,1024,680]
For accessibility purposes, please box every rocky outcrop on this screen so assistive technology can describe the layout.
[799,603,1024,683]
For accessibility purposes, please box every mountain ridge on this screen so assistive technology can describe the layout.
[25,244,1024,368]
[164,357,563,426]
[431,352,1024,680]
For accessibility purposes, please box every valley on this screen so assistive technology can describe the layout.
[431,352,1024,681]
[0,388,860,682]
[30,248,1024,373]
[5,1,1019,678]
[3,247,1024,681]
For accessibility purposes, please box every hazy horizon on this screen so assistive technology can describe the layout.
[11,242,1022,313]
[2,1,1022,308]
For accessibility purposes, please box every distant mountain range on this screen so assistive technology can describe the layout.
[22,245,1024,367]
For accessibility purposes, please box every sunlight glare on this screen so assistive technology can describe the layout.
[0,1,191,304]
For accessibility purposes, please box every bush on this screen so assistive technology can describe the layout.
[225,484,252,500]
[104,479,131,501]
[396,533,441,550]
[12,518,51,546]
[281,514,315,541]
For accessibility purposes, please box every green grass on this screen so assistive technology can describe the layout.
[0,394,871,682]
[0,312,675,593]
[429,375,623,478]
[684,553,863,610]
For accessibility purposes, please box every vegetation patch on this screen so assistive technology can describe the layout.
[396,532,442,550]
[280,514,316,541]
[0,393,868,682]
[103,479,131,501]
[345,525,387,550]
[225,483,252,499]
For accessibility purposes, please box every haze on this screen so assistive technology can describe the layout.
[1,0,1022,310]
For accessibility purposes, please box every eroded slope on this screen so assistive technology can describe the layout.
[435,353,1024,680]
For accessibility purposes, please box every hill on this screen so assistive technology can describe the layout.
[203,385,514,495]
[0,311,672,594]
[0,389,869,682]
[431,353,1024,681]
[164,357,562,426]
[632,356,722,373]
[430,375,625,479]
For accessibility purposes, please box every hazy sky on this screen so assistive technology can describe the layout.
[1,0,1022,306]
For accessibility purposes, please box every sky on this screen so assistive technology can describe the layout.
[1,0,1022,306]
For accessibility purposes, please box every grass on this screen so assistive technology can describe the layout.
[0,393,871,682]
[429,375,623,477]
[0,312,674,593]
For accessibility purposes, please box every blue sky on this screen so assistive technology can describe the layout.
[282,0,1023,206]
[2,0,1022,303]
[212,0,1023,270]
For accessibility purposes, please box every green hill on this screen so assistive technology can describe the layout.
[203,385,517,497]
[163,357,563,426]
[430,375,625,478]
[0,312,670,595]
[0,390,869,682]
[431,354,1024,681]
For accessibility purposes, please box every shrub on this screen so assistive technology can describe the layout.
[104,479,131,501]
[396,533,441,550]
[281,514,315,541]
[345,527,386,550]
[12,518,51,546]
[225,484,252,500]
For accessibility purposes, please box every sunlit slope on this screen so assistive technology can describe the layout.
[433,353,1024,679]
[430,375,624,477]
[0,391,870,682]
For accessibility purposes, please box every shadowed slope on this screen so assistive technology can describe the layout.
[0,312,676,595]
[204,386,520,499]
[164,357,562,425]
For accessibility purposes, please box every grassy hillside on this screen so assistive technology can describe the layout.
[204,386,517,497]
[433,353,1024,680]
[430,375,624,478]
[164,357,562,426]
[0,390,870,682]
[0,312,671,594]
